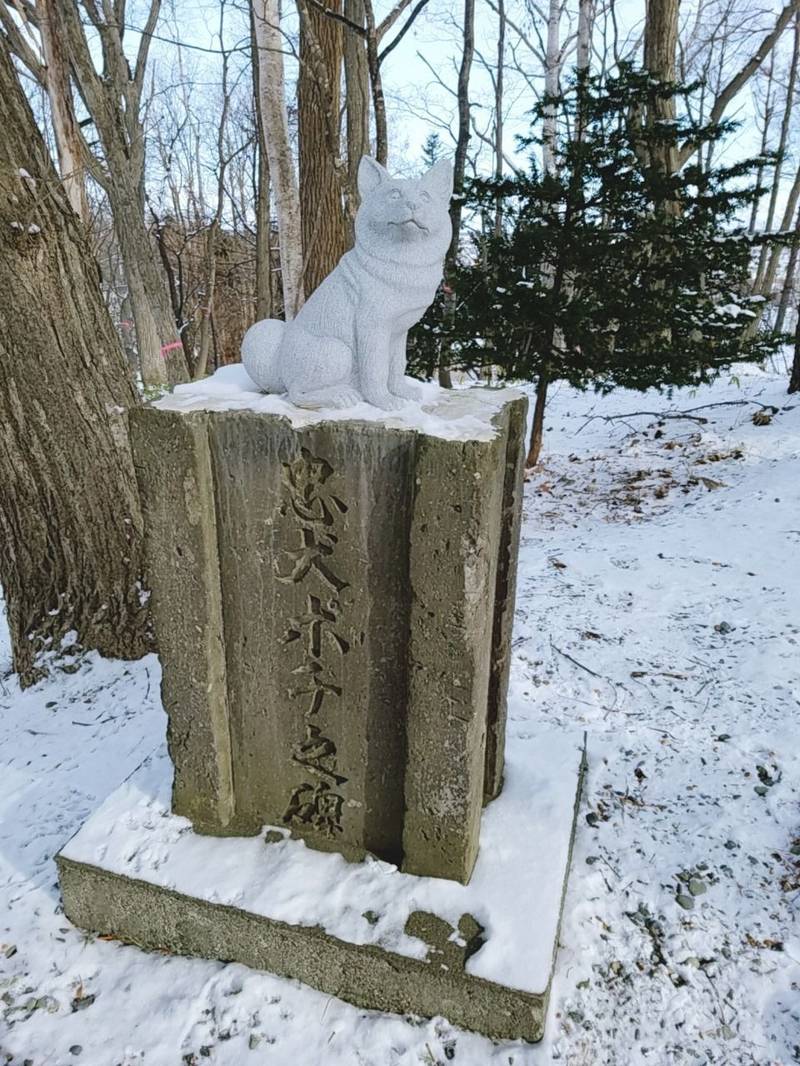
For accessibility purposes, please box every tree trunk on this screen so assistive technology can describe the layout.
[363,0,388,166]
[753,10,800,292]
[344,0,371,213]
[542,0,561,174]
[298,0,348,295]
[493,0,505,237]
[748,161,800,334]
[525,366,550,468]
[748,59,775,236]
[0,39,151,686]
[441,0,475,388]
[37,0,88,221]
[51,0,188,388]
[577,0,594,74]
[251,6,274,321]
[775,210,799,333]
[252,0,305,318]
[112,179,189,387]
[644,0,680,179]
[789,312,800,393]
[195,0,231,380]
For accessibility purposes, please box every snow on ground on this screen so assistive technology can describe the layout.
[1,363,799,1066]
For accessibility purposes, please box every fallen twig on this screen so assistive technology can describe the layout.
[575,397,782,434]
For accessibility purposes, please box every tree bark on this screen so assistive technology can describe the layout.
[344,0,371,210]
[677,0,800,169]
[194,3,232,381]
[525,366,550,468]
[493,0,505,236]
[577,0,594,74]
[252,0,305,318]
[644,0,679,178]
[789,311,800,393]
[363,0,388,165]
[748,160,800,334]
[37,0,88,221]
[0,39,151,686]
[775,207,799,332]
[56,0,188,387]
[441,0,475,388]
[251,7,274,321]
[748,58,775,236]
[753,10,799,292]
[298,0,348,294]
[542,0,561,174]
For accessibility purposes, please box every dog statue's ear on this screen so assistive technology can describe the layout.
[422,158,454,201]
[358,156,391,197]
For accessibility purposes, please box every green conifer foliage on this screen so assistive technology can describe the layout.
[410,67,783,463]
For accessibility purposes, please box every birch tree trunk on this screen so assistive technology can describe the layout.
[298,0,348,294]
[542,0,561,175]
[251,5,274,320]
[577,0,593,77]
[252,0,305,318]
[750,161,800,331]
[0,38,151,686]
[748,60,775,235]
[753,10,799,293]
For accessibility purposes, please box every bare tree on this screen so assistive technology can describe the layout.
[677,0,800,169]
[752,8,799,294]
[748,56,776,234]
[0,36,151,685]
[0,0,189,385]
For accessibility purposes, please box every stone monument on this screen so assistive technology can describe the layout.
[56,157,585,1044]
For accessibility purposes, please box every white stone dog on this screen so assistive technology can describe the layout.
[241,155,453,411]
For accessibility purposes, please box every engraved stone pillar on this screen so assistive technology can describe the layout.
[130,387,527,884]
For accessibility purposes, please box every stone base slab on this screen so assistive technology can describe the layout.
[57,729,586,1043]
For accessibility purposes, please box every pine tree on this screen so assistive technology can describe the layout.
[410,67,784,466]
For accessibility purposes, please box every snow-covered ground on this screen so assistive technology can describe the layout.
[2,363,799,1065]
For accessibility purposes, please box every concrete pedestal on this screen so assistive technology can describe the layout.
[128,376,527,884]
[57,730,585,1044]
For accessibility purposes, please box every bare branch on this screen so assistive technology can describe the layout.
[678,0,800,167]
[378,0,428,66]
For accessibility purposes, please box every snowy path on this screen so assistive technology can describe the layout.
[1,365,799,1065]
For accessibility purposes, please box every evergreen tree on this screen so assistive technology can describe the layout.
[422,132,444,167]
[410,67,783,466]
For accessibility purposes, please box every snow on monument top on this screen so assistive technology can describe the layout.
[153,364,521,442]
